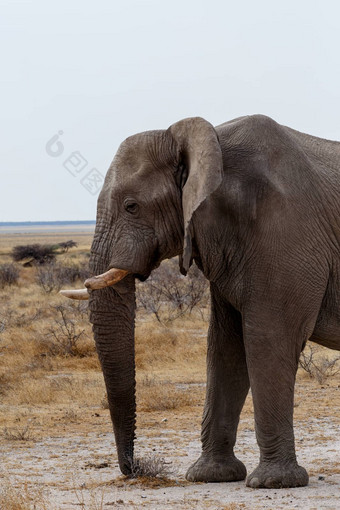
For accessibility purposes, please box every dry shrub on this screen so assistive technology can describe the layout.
[0,263,19,288]
[129,455,172,479]
[41,304,91,357]
[36,264,61,293]
[71,300,90,319]
[136,259,209,323]
[299,344,340,384]
[58,240,78,252]
[0,483,48,510]
[0,315,5,334]
[0,372,13,397]
[0,308,43,331]
[72,481,107,510]
[62,408,79,422]
[12,243,58,264]
[3,424,33,441]
[0,297,93,389]
[27,354,54,372]
[140,374,157,387]
[36,262,90,293]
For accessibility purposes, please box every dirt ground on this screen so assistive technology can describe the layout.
[1,379,340,510]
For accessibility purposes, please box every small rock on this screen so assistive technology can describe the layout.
[318,475,325,481]
[161,418,168,423]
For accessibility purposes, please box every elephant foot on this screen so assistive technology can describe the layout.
[246,462,309,489]
[186,454,247,482]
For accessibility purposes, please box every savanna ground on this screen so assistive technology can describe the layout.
[0,228,339,510]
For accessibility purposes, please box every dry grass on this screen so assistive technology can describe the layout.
[112,474,188,489]
[135,322,207,373]
[219,505,246,510]
[0,232,339,424]
[0,483,48,510]
[0,231,210,437]
[3,424,33,441]
[138,381,202,412]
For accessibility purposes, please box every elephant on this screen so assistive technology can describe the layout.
[61,114,340,489]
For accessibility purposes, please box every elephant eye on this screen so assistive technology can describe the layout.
[124,199,139,214]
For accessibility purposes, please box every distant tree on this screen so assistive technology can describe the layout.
[58,240,78,253]
[12,244,58,265]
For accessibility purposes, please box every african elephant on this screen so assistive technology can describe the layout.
[61,115,340,489]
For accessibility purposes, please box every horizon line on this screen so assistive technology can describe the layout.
[0,220,96,225]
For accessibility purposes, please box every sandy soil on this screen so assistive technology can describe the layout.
[2,398,339,510]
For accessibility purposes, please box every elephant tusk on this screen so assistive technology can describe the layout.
[59,289,90,300]
[84,268,129,290]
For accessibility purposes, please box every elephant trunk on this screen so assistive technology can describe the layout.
[89,259,136,475]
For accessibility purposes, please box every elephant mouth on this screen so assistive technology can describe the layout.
[60,267,130,300]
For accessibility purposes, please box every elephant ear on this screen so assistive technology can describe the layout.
[169,117,223,274]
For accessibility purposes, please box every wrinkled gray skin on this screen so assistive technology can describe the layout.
[89,115,340,489]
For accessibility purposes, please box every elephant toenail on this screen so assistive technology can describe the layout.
[249,477,259,488]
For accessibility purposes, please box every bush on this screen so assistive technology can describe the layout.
[36,262,90,293]
[0,308,42,332]
[3,425,33,441]
[36,264,58,293]
[43,304,87,357]
[58,240,78,253]
[299,344,340,384]
[130,455,172,479]
[12,244,58,264]
[136,259,209,322]
[0,264,19,288]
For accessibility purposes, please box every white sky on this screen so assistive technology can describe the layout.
[1,0,340,221]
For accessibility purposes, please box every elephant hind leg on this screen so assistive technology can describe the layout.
[310,310,340,351]
[186,285,249,482]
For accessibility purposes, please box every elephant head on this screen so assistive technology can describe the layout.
[61,117,223,475]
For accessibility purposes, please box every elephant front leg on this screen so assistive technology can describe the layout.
[243,311,309,489]
[186,289,250,482]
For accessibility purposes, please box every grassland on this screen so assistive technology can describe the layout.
[0,231,339,509]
